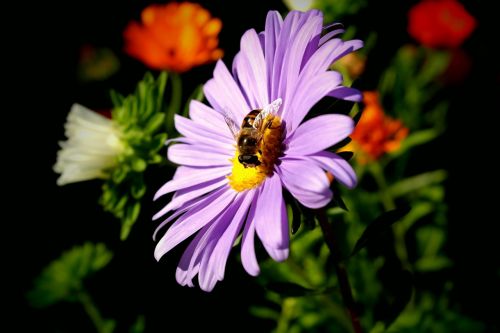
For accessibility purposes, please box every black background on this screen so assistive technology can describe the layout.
[8,0,499,332]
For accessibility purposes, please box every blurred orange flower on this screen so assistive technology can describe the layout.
[123,2,223,72]
[337,52,366,79]
[408,0,476,48]
[350,92,409,163]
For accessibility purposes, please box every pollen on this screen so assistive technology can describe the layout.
[228,115,283,192]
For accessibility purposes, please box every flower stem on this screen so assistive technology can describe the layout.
[77,290,108,333]
[317,209,363,333]
[166,72,182,135]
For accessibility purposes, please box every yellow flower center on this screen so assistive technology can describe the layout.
[228,115,283,192]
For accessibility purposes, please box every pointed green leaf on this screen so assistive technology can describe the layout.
[120,201,141,240]
[27,243,113,308]
[144,113,166,134]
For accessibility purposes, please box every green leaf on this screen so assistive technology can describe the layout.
[149,133,167,152]
[110,90,124,108]
[156,71,168,111]
[144,113,165,134]
[27,243,112,308]
[416,50,450,85]
[389,129,440,158]
[415,256,452,272]
[129,315,145,333]
[112,166,129,184]
[388,170,447,198]
[351,206,411,257]
[120,201,141,240]
[131,180,146,199]
[103,320,117,333]
[249,306,280,320]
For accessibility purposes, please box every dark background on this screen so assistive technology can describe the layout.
[9,0,499,332]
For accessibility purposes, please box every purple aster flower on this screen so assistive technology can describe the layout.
[154,9,363,291]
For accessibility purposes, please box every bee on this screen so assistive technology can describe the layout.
[224,98,282,168]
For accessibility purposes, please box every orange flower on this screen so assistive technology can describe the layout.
[350,92,409,163]
[408,0,476,48]
[123,2,223,72]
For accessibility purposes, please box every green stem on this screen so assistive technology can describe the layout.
[369,162,410,269]
[165,72,182,135]
[317,209,363,333]
[77,290,108,333]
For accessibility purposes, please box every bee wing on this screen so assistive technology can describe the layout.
[223,110,240,139]
[253,98,282,129]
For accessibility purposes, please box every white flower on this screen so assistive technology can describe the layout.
[54,104,125,186]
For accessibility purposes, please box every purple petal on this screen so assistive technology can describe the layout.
[188,100,234,140]
[308,151,357,188]
[241,193,260,276]
[262,244,289,262]
[264,10,283,100]
[174,115,235,149]
[234,29,268,108]
[254,173,288,249]
[300,38,342,78]
[328,86,362,102]
[176,223,210,287]
[153,176,228,220]
[168,143,232,167]
[283,71,342,132]
[200,192,253,291]
[175,193,245,288]
[309,39,363,75]
[153,184,227,240]
[328,39,364,67]
[277,158,332,209]
[285,114,354,156]
[154,188,236,260]
[258,31,265,50]
[203,60,249,122]
[279,15,323,111]
[261,199,289,262]
[185,193,244,291]
[271,11,301,101]
[319,29,345,46]
[154,165,231,200]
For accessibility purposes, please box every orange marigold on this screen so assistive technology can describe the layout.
[350,92,409,163]
[123,2,223,72]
